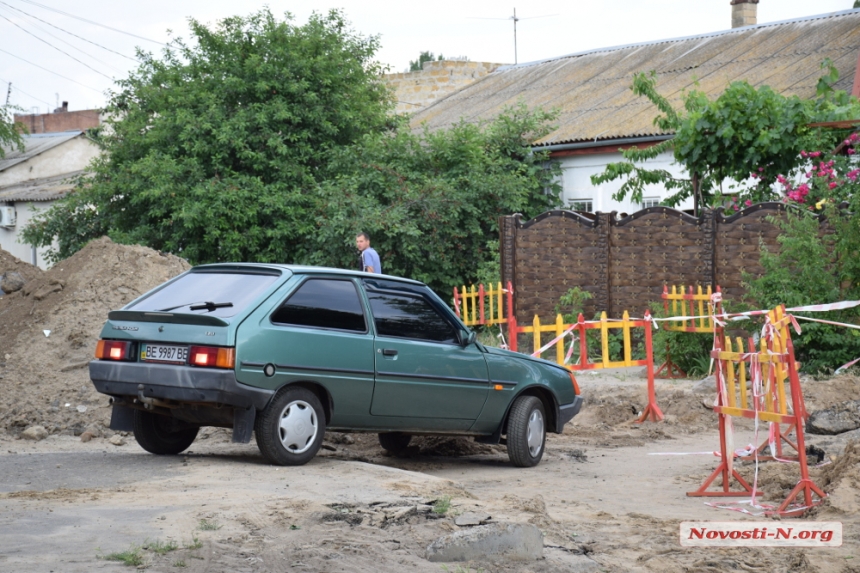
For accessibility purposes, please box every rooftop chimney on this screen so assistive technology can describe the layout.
[731,0,759,28]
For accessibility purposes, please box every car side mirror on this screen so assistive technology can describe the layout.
[458,330,477,347]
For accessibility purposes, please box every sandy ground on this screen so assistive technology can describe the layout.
[1,369,858,573]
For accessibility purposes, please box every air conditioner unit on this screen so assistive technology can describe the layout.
[0,206,16,228]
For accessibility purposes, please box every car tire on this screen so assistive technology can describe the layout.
[255,386,325,466]
[133,410,199,455]
[506,395,546,467]
[378,432,412,453]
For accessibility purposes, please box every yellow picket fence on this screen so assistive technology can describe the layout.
[662,284,721,333]
[452,282,511,326]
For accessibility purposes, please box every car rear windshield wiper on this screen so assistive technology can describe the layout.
[157,301,233,313]
[189,301,233,312]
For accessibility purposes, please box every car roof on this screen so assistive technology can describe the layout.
[190,263,426,286]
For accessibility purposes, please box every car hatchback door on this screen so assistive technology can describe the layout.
[363,281,489,425]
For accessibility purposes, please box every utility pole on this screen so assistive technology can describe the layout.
[4,82,10,107]
[468,8,556,65]
[512,8,519,64]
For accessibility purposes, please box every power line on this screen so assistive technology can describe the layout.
[0,11,115,80]
[0,0,138,63]
[17,0,168,47]
[0,47,104,93]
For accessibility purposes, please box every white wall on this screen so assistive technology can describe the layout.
[0,201,56,268]
[557,150,694,214]
[0,137,99,188]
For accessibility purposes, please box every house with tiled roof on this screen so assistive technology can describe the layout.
[410,4,860,214]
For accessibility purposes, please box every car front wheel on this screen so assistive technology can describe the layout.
[506,395,546,467]
[255,386,325,466]
[133,410,199,455]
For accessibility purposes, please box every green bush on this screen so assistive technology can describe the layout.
[744,209,860,374]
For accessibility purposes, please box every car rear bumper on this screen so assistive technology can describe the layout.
[89,360,274,411]
[557,395,583,432]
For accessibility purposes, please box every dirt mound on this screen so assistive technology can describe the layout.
[576,386,716,432]
[0,237,190,435]
[802,372,860,411]
[0,247,42,291]
[813,439,860,517]
[0,248,43,338]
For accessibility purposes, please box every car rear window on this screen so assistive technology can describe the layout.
[271,278,366,332]
[127,270,280,318]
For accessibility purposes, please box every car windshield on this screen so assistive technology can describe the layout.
[127,270,281,318]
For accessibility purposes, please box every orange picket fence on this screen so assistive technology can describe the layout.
[453,282,661,422]
[508,310,661,423]
[453,282,511,327]
[688,305,823,515]
[656,284,723,378]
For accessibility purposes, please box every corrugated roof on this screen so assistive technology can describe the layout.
[410,10,860,146]
[0,131,83,172]
[0,170,85,202]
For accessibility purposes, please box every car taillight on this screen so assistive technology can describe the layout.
[188,346,235,369]
[569,370,581,395]
[95,340,132,361]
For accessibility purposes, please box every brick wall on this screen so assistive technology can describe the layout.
[14,109,100,134]
[384,61,503,115]
[500,203,793,323]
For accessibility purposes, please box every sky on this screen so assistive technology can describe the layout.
[0,0,856,115]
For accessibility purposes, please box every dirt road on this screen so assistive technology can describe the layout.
[1,371,857,573]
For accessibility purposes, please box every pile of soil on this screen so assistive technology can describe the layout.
[0,237,190,435]
[0,248,42,294]
[815,439,860,517]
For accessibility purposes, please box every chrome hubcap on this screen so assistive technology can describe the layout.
[277,399,318,454]
[526,409,545,457]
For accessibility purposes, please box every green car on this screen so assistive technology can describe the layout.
[89,265,582,467]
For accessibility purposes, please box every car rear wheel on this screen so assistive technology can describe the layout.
[378,432,412,453]
[255,386,325,466]
[506,395,546,467]
[133,410,199,455]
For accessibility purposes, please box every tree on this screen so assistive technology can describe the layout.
[0,104,24,158]
[409,51,444,71]
[23,8,394,264]
[591,63,860,213]
[303,103,562,292]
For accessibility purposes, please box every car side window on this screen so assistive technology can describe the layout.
[367,291,458,344]
[271,278,366,332]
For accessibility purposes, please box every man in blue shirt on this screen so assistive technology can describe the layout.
[355,232,382,274]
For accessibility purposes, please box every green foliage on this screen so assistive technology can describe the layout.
[743,209,860,373]
[99,545,145,566]
[303,102,562,293]
[197,519,221,531]
[22,8,394,265]
[0,104,25,158]
[650,302,715,378]
[409,51,444,71]
[591,68,860,210]
[22,11,558,295]
[555,287,592,324]
[432,496,452,515]
[145,539,179,556]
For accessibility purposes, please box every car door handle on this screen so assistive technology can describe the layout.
[382,349,398,356]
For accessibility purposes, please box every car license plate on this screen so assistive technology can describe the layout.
[142,344,189,364]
